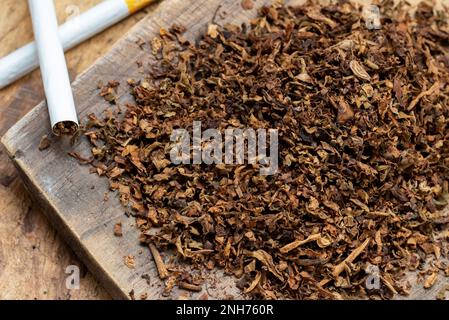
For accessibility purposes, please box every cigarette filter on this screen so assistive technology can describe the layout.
[0,0,157,90]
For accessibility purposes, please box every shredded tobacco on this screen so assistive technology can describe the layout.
[38,135,51,151]
[124,255,136,269]
[114,222,123,237]
[242,0,255,10]
[71,0,449,299]
[53,121,78,136]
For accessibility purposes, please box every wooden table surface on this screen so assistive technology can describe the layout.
[0,0,157,300]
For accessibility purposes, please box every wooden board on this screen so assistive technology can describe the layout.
[2,0,448,300]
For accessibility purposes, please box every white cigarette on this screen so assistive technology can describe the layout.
[28,0,78,135]
[0,0,157,90]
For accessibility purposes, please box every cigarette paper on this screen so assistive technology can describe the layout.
[28,0,78,135]
[0,0,157,90]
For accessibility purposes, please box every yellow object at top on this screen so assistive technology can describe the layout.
[125,0,156,14]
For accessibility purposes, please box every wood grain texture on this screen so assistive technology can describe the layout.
[1,0,448,300]
[0,0,157,300]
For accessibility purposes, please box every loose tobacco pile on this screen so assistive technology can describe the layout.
[75,0,449,299]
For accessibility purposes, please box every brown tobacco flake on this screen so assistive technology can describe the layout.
[179,281,203,292]
[99,80,120,103]
[141,274,151,285]
[424,272,438,289]
[140,292,148,300]
[248,249,284,281]
[241,0,254,10]
[70,1,449,300]
[336,97,354,124]
[407,81,440,111]
[280,233,322,253]
[306,8,337,28]
[124,255,135,269]
[149,243,169,280]
[53,121,78,136]
[381,274,398,295]
[207,24,219,39]
[114,222,123,237]
[38,135,51,151]
[349,60,371,81]
[333,238,371,277]
[244,271,262,293]
[436,285,449,300]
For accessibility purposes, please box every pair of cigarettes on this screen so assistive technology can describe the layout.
[1,0,157,134]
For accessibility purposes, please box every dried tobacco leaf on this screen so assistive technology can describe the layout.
[124,255,136,269]
[248,249,284,282]
[241,0,254,10]
[179,281,203,292]
[114,222,123,237]
[349,60,371,81]
[38,135,51,151]
[149,243,169,280]
[424,272,438,289]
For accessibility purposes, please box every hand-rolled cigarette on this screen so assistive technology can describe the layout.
[28,0,78,135]
[0,0,158,90]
